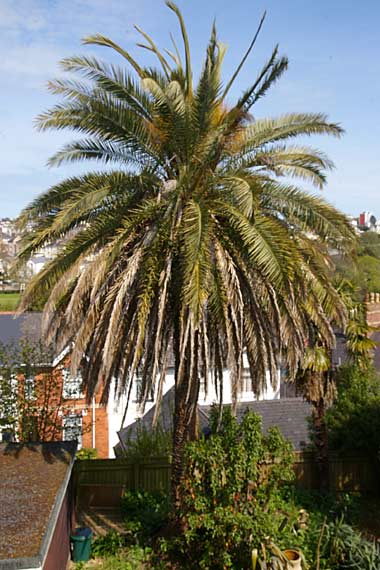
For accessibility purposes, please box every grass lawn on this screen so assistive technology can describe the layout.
[0,292,20,311]
[70,550,149,569]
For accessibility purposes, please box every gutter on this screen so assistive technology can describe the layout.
[92,396,96,449]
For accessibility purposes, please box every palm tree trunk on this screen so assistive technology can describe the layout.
[171,388,192,510]
[171,333,200,514]
[313,399,329,491]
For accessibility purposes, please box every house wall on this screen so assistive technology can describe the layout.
[13,345,280,459]
[108,366,280,457]
[17,355,110,457]
[42,488,71,570]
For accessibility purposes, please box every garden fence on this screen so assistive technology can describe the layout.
[74,452,378,509]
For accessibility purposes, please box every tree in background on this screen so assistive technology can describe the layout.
[298,342,334,489]
[297,281,376,489]
[326,365,380,477]
[16,3,354,507]
[335,232,380,298]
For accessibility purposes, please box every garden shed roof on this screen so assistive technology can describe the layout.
[0,441,76,568]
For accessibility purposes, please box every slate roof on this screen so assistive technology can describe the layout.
[0,312,42,347]
[0,441,76,567]
[116,389,312,455]
[201,398,312,451]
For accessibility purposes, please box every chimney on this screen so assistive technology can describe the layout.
[365,292,380,327]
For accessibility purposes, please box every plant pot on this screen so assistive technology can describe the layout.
[283,549,302,570]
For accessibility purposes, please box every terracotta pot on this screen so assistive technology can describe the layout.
[283,549,302,570]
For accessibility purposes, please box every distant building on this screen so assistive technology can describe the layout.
[357,211,378,232]
[26,255,50,275]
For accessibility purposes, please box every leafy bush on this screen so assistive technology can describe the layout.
[121,490,170,538]
[123,422,172,461]
[170,407,296,569]
[90,544,153,569]
[76,447,98,460]
[91,531,127,557]
[282,490,380,569]
[326,365,380,461]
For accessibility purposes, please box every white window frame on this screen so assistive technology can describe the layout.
[24,375,35,400]
[241,367,252,393]
[62,368,83,399]
[0,374,18,441]
[62,413,83,449]
[132,375,154,404]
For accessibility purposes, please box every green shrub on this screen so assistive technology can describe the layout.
[171,407,296,569]
[92,545,153,569]
[326,365,380,461]
[121,490,170,538]
[76,447,98,460]
[91,531,127,557]
[123,422,172,461]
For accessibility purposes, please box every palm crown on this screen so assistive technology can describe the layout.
[18,3,354,453]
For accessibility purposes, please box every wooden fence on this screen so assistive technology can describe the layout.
[74,452,378,509]
[293,451,378,494]
[74,457,171,508]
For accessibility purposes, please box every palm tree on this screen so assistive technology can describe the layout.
[17,3,355,507]
[298,281,376,490]
[298,343,334,490]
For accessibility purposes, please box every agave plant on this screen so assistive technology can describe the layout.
[17,2,354,505]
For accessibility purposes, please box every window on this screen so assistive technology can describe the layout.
[62,414,82,448]
[241,367,252,393]
[0,428,14,443]
[24,376,35,400]
[62,368,83,399]
[132,375,154,404]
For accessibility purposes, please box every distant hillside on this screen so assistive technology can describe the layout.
[336,232,380,297]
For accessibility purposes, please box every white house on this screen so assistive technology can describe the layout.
[107,357,280,457]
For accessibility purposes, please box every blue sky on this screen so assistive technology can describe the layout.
[1,0,379,218]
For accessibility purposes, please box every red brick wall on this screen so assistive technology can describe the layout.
[18,354,110,457]
[81,404,109,458]
[366,294,380,327]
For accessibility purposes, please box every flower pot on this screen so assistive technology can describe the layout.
[283,549,302,570]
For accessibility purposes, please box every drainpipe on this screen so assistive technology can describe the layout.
[92,396,96,449]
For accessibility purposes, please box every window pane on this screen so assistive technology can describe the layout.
[63,414,82,448]
[24,376,35,400]
[62,368,83,399]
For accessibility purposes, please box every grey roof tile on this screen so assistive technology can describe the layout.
[0,312,43,347]
[117,391,312,453]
